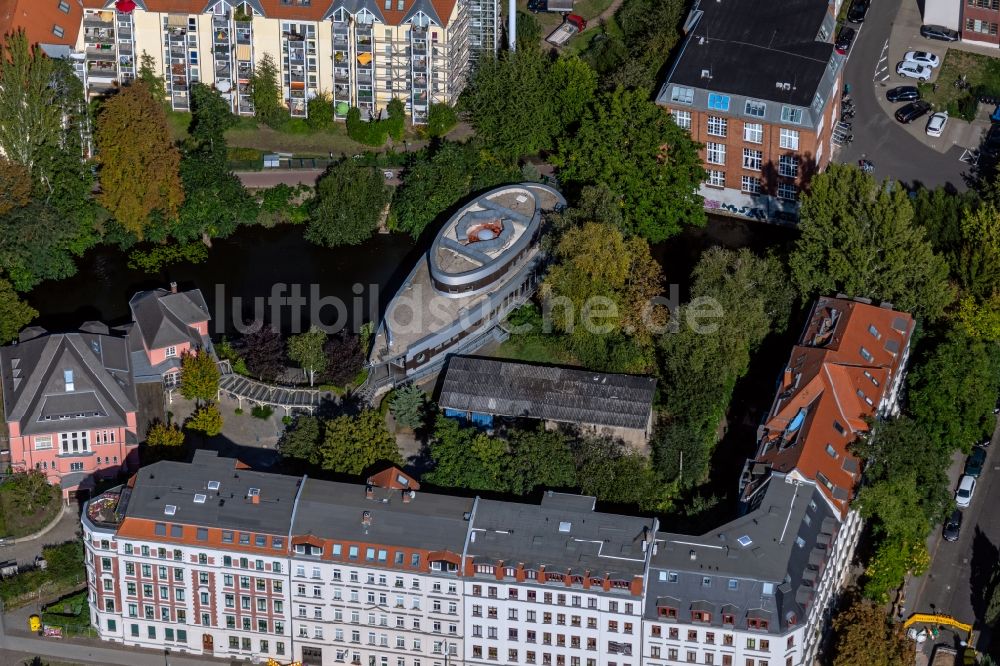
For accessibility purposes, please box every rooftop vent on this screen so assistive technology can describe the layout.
[775,81,791,91]
[689,549,697,561]
[193,494,207,504]
[701,68,711,79]
[207,480,220,491]
[558,521,572,534]
[362,510,372,527]
[737,535,753,547]
[248,487,260,497]
[164,504,177,516]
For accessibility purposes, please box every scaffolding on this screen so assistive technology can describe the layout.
[468,0,499,65]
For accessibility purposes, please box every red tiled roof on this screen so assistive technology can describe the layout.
[0,0,83,47]
[752,297,914,517]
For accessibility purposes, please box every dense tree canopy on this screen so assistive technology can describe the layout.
[426,416,509,492]
[241,326,285,381]
[179,348,221,404]
[789,164,954,319]
[319,410,401,475]
[830,598,916,666]
[251,54,285,128]
[96,82,184,239]
[389,384,431,431]
[278,415,323,466]
[0,277,37,343]
[555,87,705,242]
[307,162,391,247]
[287,326,328,386]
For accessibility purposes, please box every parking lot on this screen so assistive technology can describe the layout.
[835,0,982,188]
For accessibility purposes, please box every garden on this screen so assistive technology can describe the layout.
[918,49,1000,120]
[0,541,86,610]
[0,471,62,539]
[40,589,94,637]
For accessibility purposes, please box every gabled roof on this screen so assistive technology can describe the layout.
[0,328,137,435]
[0,0,83,47]
[748,297,914,516]
[438,356,656,431]
[129,287,210,351]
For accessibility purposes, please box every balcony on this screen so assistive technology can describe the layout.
[236,26,252,44]
[85,486,129,529]
[83,17,114,29]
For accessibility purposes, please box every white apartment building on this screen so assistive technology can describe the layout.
[71,0,498,123]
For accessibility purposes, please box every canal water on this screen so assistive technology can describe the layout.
[27,216,797,337]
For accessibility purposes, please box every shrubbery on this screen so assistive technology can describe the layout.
[346,99,406,146]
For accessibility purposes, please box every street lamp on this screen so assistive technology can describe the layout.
[164,647,170,666]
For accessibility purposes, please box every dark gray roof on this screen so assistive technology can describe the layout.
[645,475,837,633]
[666,0,834,107]
[0,330,137,435]
[292,478,473,552]
[124,450,301,535]
[128,288,210,351]
[467,492,655,579]
[439,356,655,430]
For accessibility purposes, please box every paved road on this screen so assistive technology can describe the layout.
[2,507,81,569]
[907,415,1000,646]
[835,0,972,189]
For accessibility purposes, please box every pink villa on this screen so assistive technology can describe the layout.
[0,284,211,500]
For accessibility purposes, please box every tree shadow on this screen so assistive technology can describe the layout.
[970,526,998,622]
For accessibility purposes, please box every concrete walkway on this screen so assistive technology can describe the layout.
[235,168,323,188]
[3,507,81,569]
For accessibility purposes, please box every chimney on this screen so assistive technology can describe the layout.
[366,484,374,500]
[251,494,260,505]
[403,489,414,504]
[362,510,372,527]
[169,281,178,294]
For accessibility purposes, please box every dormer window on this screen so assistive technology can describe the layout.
[64,369,74,392]
[722,613,735,625]
[165,346,177,358]
[657,606,677,619]
[692,611,711,623]
[748,618,769,630]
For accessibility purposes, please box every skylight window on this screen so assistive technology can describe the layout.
[193,494,207,504]
[737,535,753,547]
[207,480,220,491]
[164,505,177,516]
[707,93,731,111]
[558,521,572,533]
[248,488,260,497]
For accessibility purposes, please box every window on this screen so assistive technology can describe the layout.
[34,436,53,450]
[969,0,1000,8]
[672,110,692,130]
[52,24,64,37]
[707,93,731,111]
[778,155,799,178]
[671,86,694,104]
[707,170,725,187]
[744,122,763,144]
[742,148,763,170]
[780,106,803,124]
[744,100,766,117]
[967,18,1000,34]
[741,176,762,194]
[706,142,726,165]
[58,0,70,11]
[860,346,874,362]
[165,346,177,358]
[222,530,234,543]
[60,431,89,453]
[777,182,798,201]
[707,116,728,137]
[779,128,800,150]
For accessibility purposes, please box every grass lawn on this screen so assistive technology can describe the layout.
[520,0,615,49]
[917,49,1000,119]
[41,590,93,636]
[0,474,62,539]
[165,108,191,142]
[495,334,581,366]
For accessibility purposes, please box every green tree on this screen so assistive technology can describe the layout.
[306,161,391,247]
[515,11,542,50]
[789,164,954,319]
[907,328,1000,453]
[5,471,54,512]
[306,92,335,130]
[287,326,328,386]
[506,427,576,495]
[96,81,184,239]
[426,103,458,138]
[0,199,83,291]
[607,0,686,89]
[251,53,285,128]
[185,404,224,437]
[0,31,62,171]
[320,410,401,475]
[555,87,705,242]
[463,49,556,162]
[952,201,1000,338]
[548,57,598,133]
[0,277,37,343]
[179,349,221,404]
[389,384,430,430]
[425,417,509,492]
[145,421,185,448]
[137,51,167,103]
[576,439,675,511]
[830,597,916,666]
[278,415,323,466]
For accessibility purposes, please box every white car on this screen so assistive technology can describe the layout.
[956,474,976,508]
[904,50,941,68]
[897,61,932,81]
[926,111,948,137]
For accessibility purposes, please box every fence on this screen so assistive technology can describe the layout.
[228,150,410,172]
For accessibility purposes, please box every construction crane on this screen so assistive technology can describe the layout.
[903,614,976,664]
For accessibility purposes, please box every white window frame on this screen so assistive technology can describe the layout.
[707,170,725,187]
[670,86,694,104]
[34,435,53,450]
[165,346,177,358]
[671,109,692,130]
[705,142,726,165]
[779,128,800,150]
[778,154,799,178]
[780,106,803,124]
[777,182,798,201]
[742,148,763,170]
[743,122,763,144]
[60,431,90,453]
[741,176,762,194]
[706,116,728,137]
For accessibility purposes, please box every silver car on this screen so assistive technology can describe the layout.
[897,61,932,81]
[904,50,941,68]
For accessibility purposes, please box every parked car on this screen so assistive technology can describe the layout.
[956,474,977,508]
[921,24,960,41]
[943,509,963,542]
[835,26,856,55]
[895,100,932,123]
[886,86,920,102]
[847,0,870,22]
[926,111,949,137]
[897,61,933,81]
[965,446,987,477]
[904,50,942,68]
[527,0,547,12]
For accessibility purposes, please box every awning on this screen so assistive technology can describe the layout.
[357,51,372,65]
[115,0,136,12]
[168,15,187,27]
[236,44,251,61]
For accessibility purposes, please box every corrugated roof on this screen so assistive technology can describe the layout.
[438,356,656,431]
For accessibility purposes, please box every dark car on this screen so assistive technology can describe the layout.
[527,0,547,11]
[847,0,870,23]
[895,100,932,123]
[965,446,988,477]
[835,26,856,55]
[886,86,920,103]
[921,24,960,41]
[943,509,962,542]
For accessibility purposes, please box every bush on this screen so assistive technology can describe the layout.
[251,405,274,419]
[426,103,458,138]
[307,92,335,130]
[386,98,406,141]
[345,99,406,146]
[227,146,264,161]
[282,415,293,425]
[235,407,244,415]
